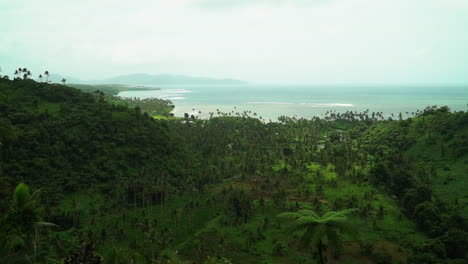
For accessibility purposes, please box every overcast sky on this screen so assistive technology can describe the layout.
[1,0,468,84]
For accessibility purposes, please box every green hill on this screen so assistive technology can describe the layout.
[358,107,468,216]
[0,78,187,194]
[0,78,466,264]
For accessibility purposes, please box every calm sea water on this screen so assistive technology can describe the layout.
[118,85,468,120]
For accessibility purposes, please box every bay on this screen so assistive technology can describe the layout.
[118,85,468,120]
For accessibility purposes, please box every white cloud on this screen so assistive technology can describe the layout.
[194,0,329,8]
[0,0,467,84]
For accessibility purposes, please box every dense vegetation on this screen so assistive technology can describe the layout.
[67,84,128,95]
[0,77,467,263]
[68,84,175,118]
[114,97,174,118]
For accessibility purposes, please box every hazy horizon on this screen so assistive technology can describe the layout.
[2,0,468,85]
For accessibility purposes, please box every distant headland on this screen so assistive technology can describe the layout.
[46,73,247,85]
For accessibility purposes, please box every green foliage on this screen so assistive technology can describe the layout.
[278,208,358,263]
[440,229,468,259]
[203,256,232,264]
[69,84,159,96]
[121,97,174,117]
[13,183,31,209]
[103,247,145,264]
[1,77,467,263]
[63,243,102,264]
[222,190,254,225]
[0,78,187,193]
[0,183,59,264]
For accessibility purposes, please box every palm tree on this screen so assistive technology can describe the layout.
[23,70,31,80]
[277,208,357,264]
[38,74,43,82]
[44,71,49,83]
[3,183,58,263]
[14,69,22,79]
[103,247,145,264]
[61,78,66,85]
[10,183,38,233]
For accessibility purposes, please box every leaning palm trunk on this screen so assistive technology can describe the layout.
[34,222,58,263]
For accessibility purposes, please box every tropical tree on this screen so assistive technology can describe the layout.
[38,74,43,82]
[277,208,358,264]
[63,243,102,264]
[8,183,39,234]
[103,247,145,264]
[17,68,23,78]
[0,183,57,264]
[23,70,31,80]
[61,78,66,85]
[44,71,49,83]
[222,190,254,225]
[203,256,232,264]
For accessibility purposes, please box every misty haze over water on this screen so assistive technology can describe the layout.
[118,85,468,120]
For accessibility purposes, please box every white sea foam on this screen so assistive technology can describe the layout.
[154,89,191,100]
[160,89,191,94]
[247,102,294,105]
[167,96,186,100]
[247,102,353,107]
[299,103,354,107]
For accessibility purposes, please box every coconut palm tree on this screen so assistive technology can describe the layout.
[10,183,39,233]
[277,208,357,264]
[1,183,58,264]
[44,71,50,83]
[23,70,31,80]
[61,78,66,85]
[38,74,43,82]
[14,69,22,79]
[17,68,22,76]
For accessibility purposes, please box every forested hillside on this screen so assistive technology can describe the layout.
[0,78,466,264]
[0,78,187,207]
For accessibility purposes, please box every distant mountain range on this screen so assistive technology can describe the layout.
[46,73,247,85]
[46,74,82,84]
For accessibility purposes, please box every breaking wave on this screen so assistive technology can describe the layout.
[247,102,353,107]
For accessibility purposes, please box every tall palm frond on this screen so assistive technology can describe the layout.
[13,183,31,209]
[277,208,359,262]
[34,222,59,228]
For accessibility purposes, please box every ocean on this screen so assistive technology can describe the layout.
[118,85,468,120]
